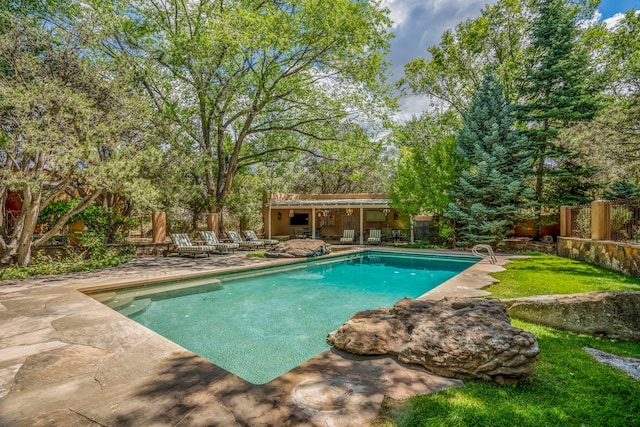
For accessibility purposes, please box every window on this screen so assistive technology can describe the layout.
[290,213,309,225]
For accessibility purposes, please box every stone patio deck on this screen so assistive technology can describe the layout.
[0,248,512,426]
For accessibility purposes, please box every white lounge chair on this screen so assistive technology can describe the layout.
[243,230,278,247]
[226,231,263,249]
[164,233,219,257]
[367,229,381,245]
[199,231,239,253]
[340,229,355,244]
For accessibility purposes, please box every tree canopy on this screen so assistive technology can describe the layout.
[389,111,460,217]
[395,0,620,244]
[0,0,396,265]
[83,0,395,230]
[0,12,160,266]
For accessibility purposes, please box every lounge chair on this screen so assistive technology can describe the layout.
[163,233,219,257]
[226,231,263,249]
[367,229,381,245]
[199,231,239,253]
[243,230,279,247]
[340,229,355,244]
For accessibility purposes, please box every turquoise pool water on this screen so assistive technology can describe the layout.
[95,251,477,384]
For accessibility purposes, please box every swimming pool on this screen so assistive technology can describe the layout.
[90,251,477,384]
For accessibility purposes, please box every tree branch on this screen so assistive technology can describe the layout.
[33,189,104,248]
[238,145,335,167]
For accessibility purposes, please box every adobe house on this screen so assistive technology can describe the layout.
[262,193,412,245]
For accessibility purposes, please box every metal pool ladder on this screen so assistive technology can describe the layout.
[472,244,497,264]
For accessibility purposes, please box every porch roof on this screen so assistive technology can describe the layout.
[268,198,391,209]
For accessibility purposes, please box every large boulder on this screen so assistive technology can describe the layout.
[502,291,640,342]
[326,298,539,384]
[264,239,331,258]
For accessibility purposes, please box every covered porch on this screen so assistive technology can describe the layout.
[263,193,413,245]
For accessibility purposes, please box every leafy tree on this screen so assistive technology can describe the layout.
[445,71,534,246]
[560,11,640,190]
[0,14,159,266]
[400,0,532,112]
[517,0,601,230]
[389,111,460,218]
[84,0,395,231]
[288,124,392,194]
[561,95,640,190]
[602,9,640,97]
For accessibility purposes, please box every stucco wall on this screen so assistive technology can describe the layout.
[558,237,640,278]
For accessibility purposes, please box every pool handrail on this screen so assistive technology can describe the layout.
[472,244,497,264]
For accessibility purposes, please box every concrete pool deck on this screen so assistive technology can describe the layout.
[0,248,513,426]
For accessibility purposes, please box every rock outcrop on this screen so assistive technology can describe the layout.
[264,239,331,258]
[326,298,539,384]
[502,291,640,342]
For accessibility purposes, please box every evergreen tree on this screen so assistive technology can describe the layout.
[603,181,640,200]
[446,71,534,247]
[518,0,601,234]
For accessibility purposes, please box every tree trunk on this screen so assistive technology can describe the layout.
[15,186,43,267]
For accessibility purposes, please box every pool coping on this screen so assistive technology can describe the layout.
[0,248,516,426]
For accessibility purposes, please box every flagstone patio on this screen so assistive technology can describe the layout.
[0,249,510,426]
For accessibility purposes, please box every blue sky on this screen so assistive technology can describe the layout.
[599,0,638,18]
[383,0,639,118]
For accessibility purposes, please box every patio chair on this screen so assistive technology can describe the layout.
[199,230,239,253]
[340,229,355,244]
[163,233,219,258]
[367,229,381,245]
[226,231,263,249]
[243,230,279,247]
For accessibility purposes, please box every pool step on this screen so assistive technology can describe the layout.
[118,298,152,317]
[90,278,223,305]
[105,296,134,310]
[92,291,117,303]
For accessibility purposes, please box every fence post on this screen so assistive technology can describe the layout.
[152,211,167,243]
[559,206,569,237]
[591,200,610,241]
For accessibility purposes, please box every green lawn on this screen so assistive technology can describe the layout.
[375,255,640,427]
[487,254,640,298]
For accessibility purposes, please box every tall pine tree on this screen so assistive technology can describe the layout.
[518,0,601,235]
[446,70,534,247]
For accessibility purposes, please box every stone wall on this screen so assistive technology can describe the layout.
[558,237,640,278]
[500,239,557,255]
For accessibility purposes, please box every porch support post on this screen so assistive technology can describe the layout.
[410,215,415,243]
[312,207,316,239]
[268,204,272,239]
[359,206,364,245]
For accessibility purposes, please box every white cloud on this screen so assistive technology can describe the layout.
[603,11,637,28]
